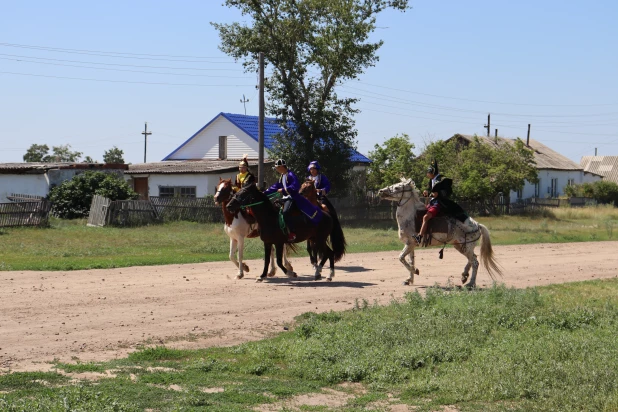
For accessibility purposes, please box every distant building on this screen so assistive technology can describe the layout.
[0,163,128,203]
[580,156,618,184]
[448,134,602,202]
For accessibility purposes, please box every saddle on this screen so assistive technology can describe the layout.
[415,209,450,247]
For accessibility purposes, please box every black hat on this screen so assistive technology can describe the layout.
[427,159,439,175]
[274,159,287,167]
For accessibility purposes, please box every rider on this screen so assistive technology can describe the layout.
[264,159,302,242]
[233,155,256,192]
[306,160,331,197]
[415,161,467,245]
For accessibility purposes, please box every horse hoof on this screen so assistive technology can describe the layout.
[286,271,297,278]
[326,278,332,282]
[415,268,420,275]
[403,279,412,286]
[461,273,469,284]
[243,264,250,272]
[236,274,243,280]
[267,272,276,278]
[315,275,322,281]
[256,277,264,283]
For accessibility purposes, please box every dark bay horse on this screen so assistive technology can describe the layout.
[226,183,346,282]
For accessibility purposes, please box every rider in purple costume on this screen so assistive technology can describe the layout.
[264,159,322,242]
[306,160,331,197]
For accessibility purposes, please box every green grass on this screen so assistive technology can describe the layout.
[2,279,617,411]
[1,205,617,271]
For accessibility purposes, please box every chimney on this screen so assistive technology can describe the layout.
[526,124,531,146]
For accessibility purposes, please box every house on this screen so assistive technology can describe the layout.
[449,134,602,203]
[0,163,128,203]
[128,112,371,199]
[580,156,618,184]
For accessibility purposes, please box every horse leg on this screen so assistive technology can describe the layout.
[267,245,277,277]
[454,243,477,288]
[237,236,250,279]
[466,253,479,289]
[257,243,272,283]
[283,245,294,272]
[229,238,243,279]
[322,245,335,281]
[399,241,419,285]
[277,243,297,278]
[308,240,317,270]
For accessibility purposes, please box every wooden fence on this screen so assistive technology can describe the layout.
[0,201,52,228]
[150,197,223,223]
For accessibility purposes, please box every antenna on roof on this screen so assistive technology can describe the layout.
[240,94,249,115]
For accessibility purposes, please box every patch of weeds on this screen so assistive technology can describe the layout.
[55,361,107,373]
[127,346,190,362]
[0,372,68,390]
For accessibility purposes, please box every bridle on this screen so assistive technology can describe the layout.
[388,186,416,206]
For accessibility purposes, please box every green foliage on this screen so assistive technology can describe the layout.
[412,135,538,201]
[23,143,84,163]
[366,134,416,190]
[82,155,96,163]
[566,180,618,206]
[213,0,410,193]
[103,146,125,164]
[22,143,49,162]
[49,171,136,219]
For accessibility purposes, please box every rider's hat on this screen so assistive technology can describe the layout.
[427,159,439,175]
[238,154,249,168]
[307,160,320,172]
[274,159,287,167]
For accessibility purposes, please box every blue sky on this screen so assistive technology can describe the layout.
[1,1,617,165]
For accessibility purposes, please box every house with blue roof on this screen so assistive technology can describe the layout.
[126,112,370,199]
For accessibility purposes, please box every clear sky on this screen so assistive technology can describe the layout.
[1,1,617,165]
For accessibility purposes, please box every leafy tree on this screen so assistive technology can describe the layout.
[23,144,50,162]
[103,146,125,164]
[83,156,96,163]
[213,0,410,193]
[566,181,618,206]
[367,134,416,190]
[412,135,538,201]
[49,171,136,219]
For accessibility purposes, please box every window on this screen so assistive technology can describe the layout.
[567,178,575,186]
[550,178,558,197]
[517,188,523,200]
[534,179,541,197]
[219,136,227,159]
[159,186,196,198]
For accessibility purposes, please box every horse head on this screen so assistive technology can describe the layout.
[214,178,233,205]
[299,179,317,198]
[226,182,259,214]
[377,179,421,204]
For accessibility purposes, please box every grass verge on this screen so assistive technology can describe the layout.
[1,279,617,411]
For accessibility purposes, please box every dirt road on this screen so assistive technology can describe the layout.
[1,241,617,372]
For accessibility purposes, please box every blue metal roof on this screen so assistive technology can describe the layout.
[163,112,371,163]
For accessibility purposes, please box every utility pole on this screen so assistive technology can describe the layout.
[240,94,249,115]
[142,122,152,163]
[258,52,265,190]
[483,113,491,137]
[526,124,531,146]
[494,129,498,142]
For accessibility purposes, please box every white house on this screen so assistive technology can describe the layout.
[449,134,602,203]
[0,163,128,203]
[128,112,371,199]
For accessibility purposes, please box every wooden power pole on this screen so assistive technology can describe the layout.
[258,52,265,190]
[142,122,152,163]
[484,113,491,137]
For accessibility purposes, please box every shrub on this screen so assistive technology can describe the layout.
[49,171,136,219]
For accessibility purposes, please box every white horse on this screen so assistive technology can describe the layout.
[378,179,502,288]
[214,178,293,279]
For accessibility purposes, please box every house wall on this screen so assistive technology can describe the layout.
[0,174,50,202]
[509,169,602,203]
[167,116,259,160]
[147,173,238,198]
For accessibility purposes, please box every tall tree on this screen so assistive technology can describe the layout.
[367,134,416,190]
[213,0,410,193]
[103,146,125,164]
[23,144,50,162]
[43,144,83,163]
[83,156,96,163]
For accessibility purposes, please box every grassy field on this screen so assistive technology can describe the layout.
[1,279,616,411]
[1,205,617,271]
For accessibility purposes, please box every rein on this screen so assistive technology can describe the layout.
[395,188,416,206]
[239,192,281,210]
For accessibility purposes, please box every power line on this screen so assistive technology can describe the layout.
[0,42,237,63]
[0,71,255,87]
[0,56,252,79]
[353,81,618,107]
[0,53,243,71]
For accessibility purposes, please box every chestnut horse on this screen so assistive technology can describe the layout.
[299,179,335,271]
[227,183,346,282]
[214,178,293,279]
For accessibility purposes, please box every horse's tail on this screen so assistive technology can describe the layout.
[478,223,503,280]
[322,197,347,262]
[285,242,298,255]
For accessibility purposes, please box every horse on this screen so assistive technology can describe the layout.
[226,183,346,282]
[377,179,502,288]
[299,179,334,270]
[214,178,293,279]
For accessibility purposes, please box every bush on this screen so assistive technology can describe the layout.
[565,181,618,206]
[49,171,136,219]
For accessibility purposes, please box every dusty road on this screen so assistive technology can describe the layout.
[1,241,617,372]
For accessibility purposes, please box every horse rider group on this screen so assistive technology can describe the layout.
[232,157,331,242]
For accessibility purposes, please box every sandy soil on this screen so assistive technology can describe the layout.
[1,241,617,372]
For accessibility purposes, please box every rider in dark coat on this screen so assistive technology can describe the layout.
[306,160,331,196]
[415,161,467,245]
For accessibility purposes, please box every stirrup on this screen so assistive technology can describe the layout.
[414,234,422,245]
